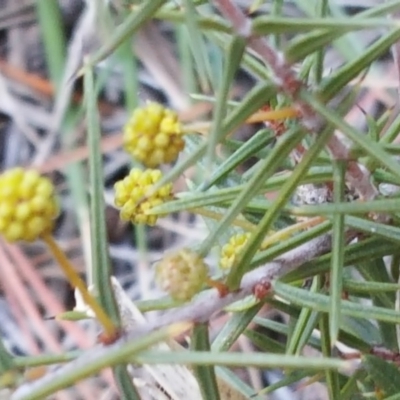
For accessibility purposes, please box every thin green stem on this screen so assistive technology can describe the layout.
[84,64,120,328]
[42,233,117,338]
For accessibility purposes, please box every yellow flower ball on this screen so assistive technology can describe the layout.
[219,232,251,271]
[123,102,185,168]
[114,168,172,226]
[0,168,59,242]
[155,248,209,302]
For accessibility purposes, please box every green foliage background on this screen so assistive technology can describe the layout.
[5,1,400,399]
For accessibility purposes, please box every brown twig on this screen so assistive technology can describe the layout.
[214,0,379,202]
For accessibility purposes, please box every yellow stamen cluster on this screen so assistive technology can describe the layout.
[155,248,209,302]
[0,168,59,242]
[219,232,251,271]
[114,168,172,226]
[123,102,185,168]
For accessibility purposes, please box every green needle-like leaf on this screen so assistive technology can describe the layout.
[206,35,246,173]
[212,304,263,351]
[319,314,340,400]
[199,127,305,257]
[259,369,312,395]
[84,65,119,325]
[291,198,400,216]
[343,279,400,294]
[286,0,400,63]
[0,339,14,375]
[226,125,332,289]
[83,0,166,71]
[149,167,332,215]
[384,393,400,400]
[329,160,346,345]
[216,367,264,399]
[356,259,398,350]
[274,281,400,324]
[35,0,66,90]
[245,329,285,353]
[253,16,398,35]
[200,128,274,191]
[284,237,399,282]
[191,323,221,400]
[286,277,320,356]
[183,0,213,91]
[303,92,400,180]
[15,323,191,400]
[113,365,142,400]
[85,66,139,399]
[133,350,348,371]
[155,8,230,33]
[319,28,400,101]
[364,355,400,397]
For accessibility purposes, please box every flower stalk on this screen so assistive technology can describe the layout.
[42,233,117,340]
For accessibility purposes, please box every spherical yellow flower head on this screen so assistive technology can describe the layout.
[114,168,172,226]
[155,248,209,302]
[123,102,185,168]
[0,168,59,242]
[219,232,251,271]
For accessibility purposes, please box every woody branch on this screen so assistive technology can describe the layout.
[12,232,337,400]
[214,0,379,202]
